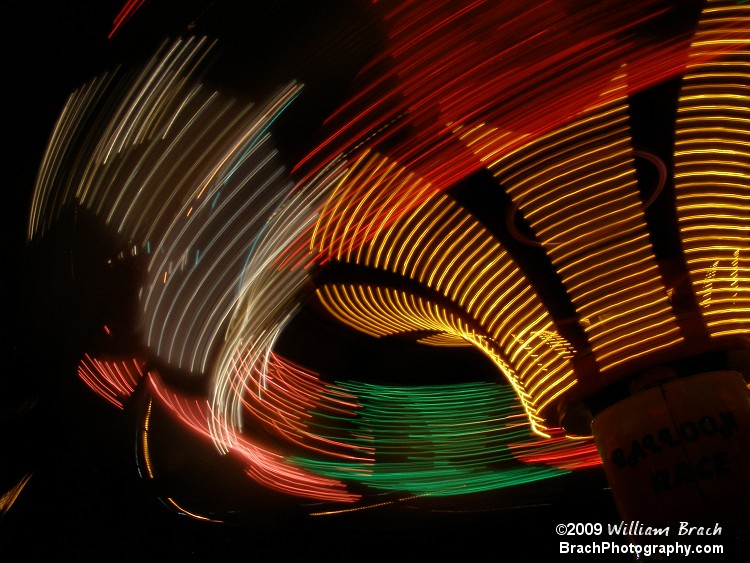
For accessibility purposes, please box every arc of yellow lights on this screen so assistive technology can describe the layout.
[315,277,569,438]
[674,0,750,343]
[460,84,682,383]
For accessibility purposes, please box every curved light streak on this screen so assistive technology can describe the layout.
[77,354,146,410]
[314,187,579,434]
[149,372,359,503]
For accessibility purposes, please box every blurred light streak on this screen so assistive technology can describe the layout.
[28,36,213,240]
[294,0,717,199]
[148,372,359,502]
[309,491,447,517]
[77,354,146,410]
[163,497,224,523]
[0,474,33,515]
[240,352,373,462]
[27,72,116,240]
[508,429,603,471]
[291,380,574,496]
[310,150,439,263]
[27,37,309,381]
[207,164,335,453]
[136,398,155,479]
[109,0,149,39]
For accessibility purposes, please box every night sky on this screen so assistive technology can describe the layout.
[2,2,744,561]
